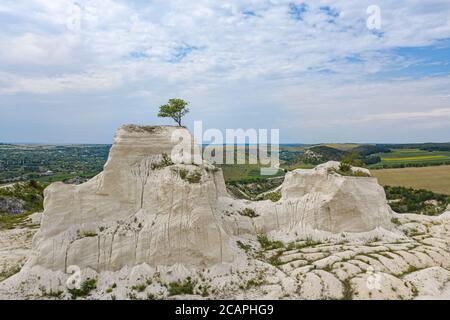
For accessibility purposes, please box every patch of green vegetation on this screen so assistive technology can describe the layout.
[177,168,188,180]
[131,283,147,293]
[328,162,370,177]
[42,290,64,299]
[0,265,21,280]
[0,213,32,230]
[257,234,285,251]
[341,279,354,300]
[0,180,46,214]
[68,279,97,299]
[267,251,283,267]
[339,161,351,172]
[236,240,253,253]
[287,238,322,250]
[219,163,284,183]
[186,171,202,183]
[204,166,220,173]
[0,144,110,185]
[80,231,98,238]
[391,217,401,226]
[397,266,421,278]
[198,284,210,297]
[239,208,259,218]
[259,191,282,202]
[385,186,450,215]
[246,277,267,290]
[369,147,450,169]
[323,264,333,272]
[167,277,195,296]
[151,153,174,170]
[175,168,202,184]
[226,177,284,200]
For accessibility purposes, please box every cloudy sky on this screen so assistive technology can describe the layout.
[1,0,450,143]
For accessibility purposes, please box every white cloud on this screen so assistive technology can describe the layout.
[0,70,122,94]
[1,0,450,142]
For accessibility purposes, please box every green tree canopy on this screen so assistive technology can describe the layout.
[158,98,190,126]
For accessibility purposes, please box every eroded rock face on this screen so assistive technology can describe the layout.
[279,162,392,233]
[30,125,233,272]
[219,161,392,237]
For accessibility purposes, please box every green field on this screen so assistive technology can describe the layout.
[219,164,285,182]
[323,143,361,151]
[370,148,450,168]
[371,165,450,195]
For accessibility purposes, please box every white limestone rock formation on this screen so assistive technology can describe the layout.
[4,124,433,300]
[24,127,394,274]
[28,125,234,272]
[219,161,393,238]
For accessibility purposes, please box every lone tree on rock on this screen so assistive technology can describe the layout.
[158,98,190,126]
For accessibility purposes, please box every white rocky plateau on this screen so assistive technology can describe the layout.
[0,125,449,300]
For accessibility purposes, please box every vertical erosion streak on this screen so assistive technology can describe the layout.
[134,230,140,265]
[178,186,187,264]
[131,157,152,210]
[275,205,280,229]
[206,180,223,263]
[167,184,175,249]
[108,226,119,269]
[64,242,69,273]
[96,236,100,271]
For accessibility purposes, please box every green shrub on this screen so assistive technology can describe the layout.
[341,279,354,300]
[175,168,202,183]
[236,241,252,253]
[329,166,370,178]
[239,208,259,218]
[42,290,64,299]
[167,278,195,296]
[186,171,202,183]
[80,232,97,238]
[131,283,147,292]
[152,153,174,170]
[0,265,21,280]
[267,252,283,267]
[68,279,97,299]
[339,162,351,173]
[385,186,450,215]
[257,234,284,250]
[260,191,282,202]
[0,180,45,216]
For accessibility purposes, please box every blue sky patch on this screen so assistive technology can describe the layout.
[169,44,199,63]
[289,3,308,21]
